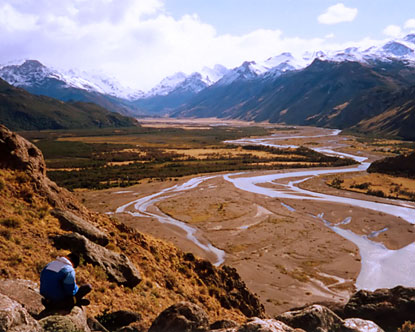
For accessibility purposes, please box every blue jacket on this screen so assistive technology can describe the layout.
[40,257,79,302]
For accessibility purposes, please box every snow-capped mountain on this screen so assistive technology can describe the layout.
[62,69,144,100]
[217,61,268,86]
[144,64,230,98]
[0,60,143,100]
[144,72,188,97]
[169,73,209,95]
[200,64,230,84]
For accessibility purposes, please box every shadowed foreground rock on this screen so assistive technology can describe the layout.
[53,232,142,287]
[97,310,142,331]
[148,302,210,332]
[343,285,415,331]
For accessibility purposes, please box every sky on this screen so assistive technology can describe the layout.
[1,0,415,91]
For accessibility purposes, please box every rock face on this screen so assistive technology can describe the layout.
[148,302,210,332]
[0,293,42,332]
[53,232,141,287]
[51,209,109,246]
[0,279,44,319]
[343,286,415,331]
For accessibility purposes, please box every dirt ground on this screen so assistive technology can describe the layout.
[76,124,415,316]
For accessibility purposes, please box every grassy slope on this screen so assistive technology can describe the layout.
[0,168,249,328]
[0,78,137,131]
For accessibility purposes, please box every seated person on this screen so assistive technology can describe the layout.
[40,253,91,309]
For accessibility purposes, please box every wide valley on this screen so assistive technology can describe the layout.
[77,120,415,316]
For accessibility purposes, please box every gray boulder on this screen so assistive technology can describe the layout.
[0,293,42,332]
[0,279,44,319]
[40,306,91,332]
[51,209,109,246]
[237,318,299,332]
[148,302,209,332]
[276,305,344,332]
[53,233,141,287]
[343,318,384,332]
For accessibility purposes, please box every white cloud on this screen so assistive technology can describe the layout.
[405,18,415,30]
[383,24,402,37]
[0,0,377,91]
[318,3,358,25]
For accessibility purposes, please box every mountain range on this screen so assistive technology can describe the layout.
[1,34,415,138]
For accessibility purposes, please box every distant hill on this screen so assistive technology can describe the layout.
[0,78,138,131]
[368,152,415,178]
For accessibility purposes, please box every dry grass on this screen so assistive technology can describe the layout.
[331,172,415,201]
[0,168,248,329]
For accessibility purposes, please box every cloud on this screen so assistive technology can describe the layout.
[405,18,415,30]
[318,3,358,25]
[383,24,402,38]
[0,0,375,91]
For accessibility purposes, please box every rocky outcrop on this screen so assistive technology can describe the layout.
[148,302,210,332]
[276,304,384,332]
[0,124,90,215]
[53,233,141,287]
[39,306,91,332]
[51,209,109,246]
[0,293,42,332]
[190,259,265,318]
[0,124,46,175]
[0,279,44,319]
[343,285,415,331]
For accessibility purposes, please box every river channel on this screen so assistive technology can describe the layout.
[100,126,415,313]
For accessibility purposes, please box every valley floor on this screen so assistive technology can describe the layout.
[77,123,415,316]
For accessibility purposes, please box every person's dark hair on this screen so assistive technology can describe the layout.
[67,252,80,268]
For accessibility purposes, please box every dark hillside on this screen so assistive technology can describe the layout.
[0,79,138,130]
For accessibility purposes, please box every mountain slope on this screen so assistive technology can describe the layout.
[173,59,415,125]
[348,85,415,140]
[0,78,138,130]
[0,60,140,115]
